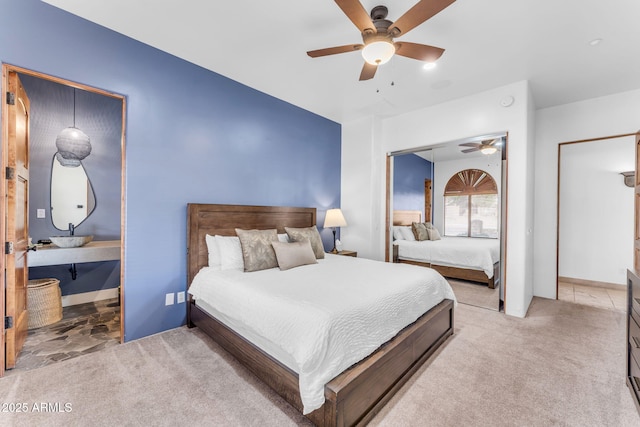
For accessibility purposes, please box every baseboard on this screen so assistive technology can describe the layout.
[558,276,625,290]
[61,287,119,307]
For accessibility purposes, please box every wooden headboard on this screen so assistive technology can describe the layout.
[393,210,422,226]
[187,204,316,285]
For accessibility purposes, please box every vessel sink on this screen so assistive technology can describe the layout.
[49,235,94,248]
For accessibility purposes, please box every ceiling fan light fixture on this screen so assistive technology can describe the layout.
[362,41,395,65]
[480,146,498,155]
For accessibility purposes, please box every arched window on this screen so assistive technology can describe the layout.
[444,169,498,238]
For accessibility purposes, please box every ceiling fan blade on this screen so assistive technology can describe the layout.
[486,138,501,146]
[307,44,364,58]
[459,142,480,148]
[335,0,376,33]
[389,0,456,37]
[359,62,377,81]
[461,148,479,153]
[394,42,445,62]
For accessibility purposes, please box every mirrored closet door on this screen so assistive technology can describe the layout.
[387,134,507,311]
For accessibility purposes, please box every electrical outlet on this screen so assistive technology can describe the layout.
[37,209,46,219]
[165,293,174,306]
[177,291,185,304]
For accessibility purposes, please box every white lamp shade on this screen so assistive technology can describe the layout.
[361,41,396,65]
[324,209,347,228]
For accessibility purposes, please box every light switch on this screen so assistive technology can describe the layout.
[37,209,46,219]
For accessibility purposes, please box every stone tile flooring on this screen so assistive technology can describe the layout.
[558,280,626,312]
[8,298,120,374]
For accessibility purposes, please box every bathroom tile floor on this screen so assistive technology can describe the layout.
[8,298,120,375]
[558,280,626,312]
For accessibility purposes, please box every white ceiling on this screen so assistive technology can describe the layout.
[43,0,640,124]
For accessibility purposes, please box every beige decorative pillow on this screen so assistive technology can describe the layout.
[424,222,435,230]
[285,225,325,259]
[235,228,278,272]
[411,222,429,241]
[271,240,318,271]
[428,227,442,241]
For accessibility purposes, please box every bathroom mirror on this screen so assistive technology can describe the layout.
[50,153,96,231]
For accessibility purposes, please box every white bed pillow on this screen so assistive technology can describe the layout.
[215,235,244,271]
[392,226,405,241]
[277,233,290,243]
[205,234,221,270]
[399,226,416,241]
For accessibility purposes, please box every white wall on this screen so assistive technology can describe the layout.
[432,154,502,233]
[558,137,634,285]
[342,80,535,318]
[340,116,385,260]
[533,88,640,298]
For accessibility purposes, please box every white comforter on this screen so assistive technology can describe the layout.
[188,254,455,414]
[395,237,500,278]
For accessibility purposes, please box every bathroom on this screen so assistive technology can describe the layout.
[13,72,123,371]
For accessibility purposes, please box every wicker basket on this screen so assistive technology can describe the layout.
[27,278,62,329]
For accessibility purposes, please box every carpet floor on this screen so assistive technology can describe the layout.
[0,297,638,426]
[448,278,500,311]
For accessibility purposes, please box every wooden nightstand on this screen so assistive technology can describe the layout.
[336,250,357,257]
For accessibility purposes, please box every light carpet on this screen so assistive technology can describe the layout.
[0,297,638,426]
[447,278,500,311]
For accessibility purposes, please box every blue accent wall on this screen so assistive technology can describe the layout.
[1,0,341,341]
[393,154,432,221]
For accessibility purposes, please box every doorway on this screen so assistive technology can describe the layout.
[1,64,126,376]
[557,134,635,311]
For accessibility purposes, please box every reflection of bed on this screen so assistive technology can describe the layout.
[187,204,455,427]
[392,210,500,289]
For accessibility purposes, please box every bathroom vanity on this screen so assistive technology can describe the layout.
[29,240,121,267]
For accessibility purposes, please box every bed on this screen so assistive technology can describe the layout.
[392,210,500,289]
[186,203,455,427]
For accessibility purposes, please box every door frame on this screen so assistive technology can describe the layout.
[0,64,127,376]
[635,130,640,274]
[424,179,432,222]
[555,132,637,298]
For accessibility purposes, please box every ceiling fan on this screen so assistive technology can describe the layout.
[459,138,502,155]
[307,0,456,81]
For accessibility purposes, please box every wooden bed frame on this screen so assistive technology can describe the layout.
[186,203,454,427]
[392,210,500,289]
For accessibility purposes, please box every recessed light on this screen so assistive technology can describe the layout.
[423,62,437,71]
[589,38,603,46]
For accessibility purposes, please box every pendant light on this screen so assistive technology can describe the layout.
[55,88,91,168]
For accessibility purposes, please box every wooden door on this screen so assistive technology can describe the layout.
[424,179,432,222]
[3,71,30,372]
